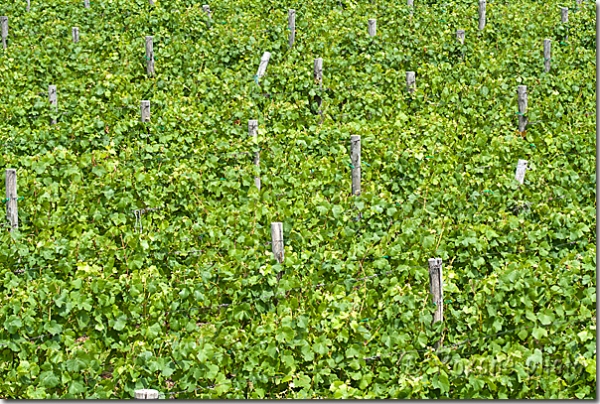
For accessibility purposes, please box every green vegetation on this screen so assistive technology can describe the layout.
[0,0,596,398]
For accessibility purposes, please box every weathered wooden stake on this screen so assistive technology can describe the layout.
[271,222,284,263]
[72,27,79,43]
[314,58,323,85]
[314,57,323,119]
[406,71,416,94]
[428,258,443,348]
[49,85,57,125]
[561,7,568,23]
[249,119,260,190]
[350,135,361,196]
[515,159,528,184]
[288,9,296,48]
[543,39,551,73]
[407,0,414,7]
[1,17,8,49]
[134,389,160,399]
[84,0,89,8]
[140,100,150,122]
[368,19,376,37]
[456,29,465,44]
[478,0,486,30]
[27,0,30,12]
[145,36,154,77]
[202,4,211,16]
[255,51,271,84]
[517,85,527,132]
[5,169,18,231]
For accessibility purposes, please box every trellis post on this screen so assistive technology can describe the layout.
[478,0,486,30]
[255,51,271,84]
[456,29,465,44]
[134,389,160,399]
[271,222,284,263]
[515,159,528,184]
[406,71,416,94]
[314,58,323,118]
[368,19,376,37]
[314,57,323,87]
[561,7,568,23]
[72,27,79,43]
[249,119,260,190]
[543,39,551,73]
[5,169,18,231]
[288,9,296,48]
[428,258,443,348]
[141,100,150,122]
[1,16,8,49]
[49,85,57,125]
[517,85,527,132]
[350,135,361,196]
[145,36,154,77]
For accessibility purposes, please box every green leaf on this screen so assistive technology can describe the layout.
[39,371,60,388]
[4,315,22,334]
[537,309,554,325]
[532,327,547,340]
[422,235,435,250]
[68,380,86,395]
[526,348,543,368]
[113,315,127,331]
[44,320,63,335]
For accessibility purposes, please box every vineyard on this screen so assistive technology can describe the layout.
[0,0,597,399]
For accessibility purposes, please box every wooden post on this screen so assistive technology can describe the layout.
[407,0,414,7]
[271,222,284,264]
[288,9,296,48]
[515,159,528,184]
[27,0,30,12]
[202,4,211,16]
[249,119,260,190]
[1,17,8,50]
[517,85,527,132]
[49,85,57,125]
[145,36,154,77]
[478,0,486,30]
[350,135,361,196]
[5,169,18,231]
[134,389,160,399]
[456,29,465,44]
[72,27,79,43]
[543,39,551,73]
[314,58,324,122]
[428,258,443,348]
[314,58,323,85]
[255,51,271,84]
[368,19,376,37]
[561,7,568,23]
[84,0,89,8]
[148,0,154,5]
[406,71,416,94]
[140,100,150,122]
